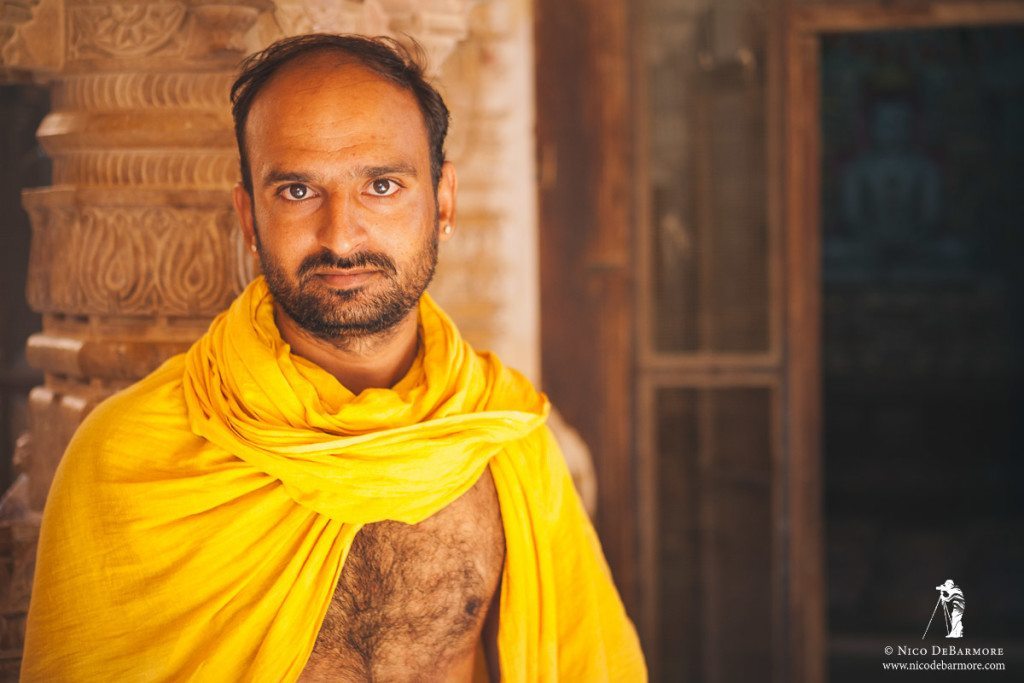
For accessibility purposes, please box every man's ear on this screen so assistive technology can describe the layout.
[232,183,256,249]
[437,161,458,242]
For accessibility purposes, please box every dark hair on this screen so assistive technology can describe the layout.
[231,34,450,195]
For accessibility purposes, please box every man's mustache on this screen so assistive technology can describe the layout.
[296,249,398,278]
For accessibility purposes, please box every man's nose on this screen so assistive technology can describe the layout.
[317,192,367,256]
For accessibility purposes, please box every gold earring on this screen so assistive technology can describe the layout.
[443,224,453,235]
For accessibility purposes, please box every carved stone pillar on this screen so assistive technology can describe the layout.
[0,1,40,77]
[0,0,268,672]
[18,0,268,513]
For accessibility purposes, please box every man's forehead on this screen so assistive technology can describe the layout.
[244,53,430,171]
[247,53,424,133]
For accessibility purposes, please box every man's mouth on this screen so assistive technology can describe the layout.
[312,269,380,289]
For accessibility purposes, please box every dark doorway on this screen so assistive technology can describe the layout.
[820,25,1024,680]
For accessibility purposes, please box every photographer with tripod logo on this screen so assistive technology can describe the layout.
[923,579,966,639]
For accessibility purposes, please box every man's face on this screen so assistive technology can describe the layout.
[233,54,456,344]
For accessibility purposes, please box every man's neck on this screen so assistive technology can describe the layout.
[273,305,421,395]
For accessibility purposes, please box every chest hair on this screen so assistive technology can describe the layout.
[301,468,505,680]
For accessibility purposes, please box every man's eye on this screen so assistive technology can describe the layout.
[281,184,311,201]
[369,179,399,197]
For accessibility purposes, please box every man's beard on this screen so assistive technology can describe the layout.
[255,221,439,345]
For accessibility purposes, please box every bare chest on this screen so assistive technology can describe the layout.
[299,468,505,681]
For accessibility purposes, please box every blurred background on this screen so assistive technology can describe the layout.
[1,0,1022,681]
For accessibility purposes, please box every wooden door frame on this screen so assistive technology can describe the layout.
[783,2,1024,682]
[534,0,639,616]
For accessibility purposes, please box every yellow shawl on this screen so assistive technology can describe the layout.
[22,277,646,681]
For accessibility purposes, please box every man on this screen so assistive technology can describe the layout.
[22,34,646,681]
